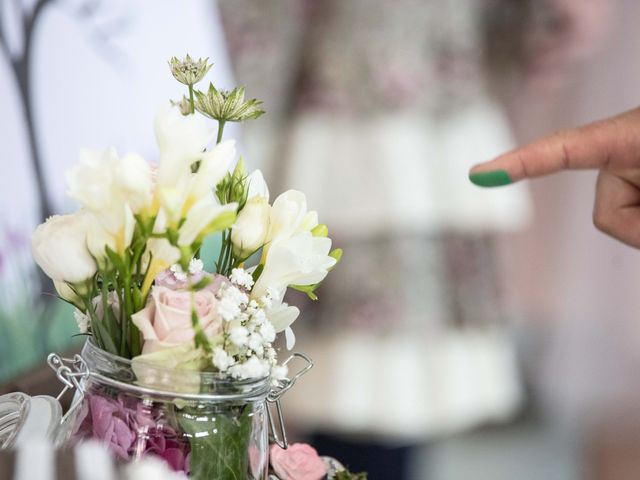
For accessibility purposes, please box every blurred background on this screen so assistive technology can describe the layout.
[2,0,640,479]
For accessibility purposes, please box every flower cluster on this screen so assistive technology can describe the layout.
[74,389,190,473]
[31,54,341,383]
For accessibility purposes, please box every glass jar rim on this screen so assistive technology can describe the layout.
[81,339,272,401]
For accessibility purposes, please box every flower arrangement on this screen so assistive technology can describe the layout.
[30,54,348,479]
[32,54,341,373]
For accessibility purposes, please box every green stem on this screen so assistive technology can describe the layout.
[189,85,195,114]
[216,120,226,144]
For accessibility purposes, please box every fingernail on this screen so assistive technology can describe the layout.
[469,170,512,187]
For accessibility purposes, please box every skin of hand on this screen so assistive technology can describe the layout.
[469,107,640,249]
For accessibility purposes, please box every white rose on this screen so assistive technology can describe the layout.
[252,231,336,299]
[231,197,271,257]
[31,213,97,283]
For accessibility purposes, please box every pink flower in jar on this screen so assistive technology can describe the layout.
[132,285,222,354]
[270,443,327,480]
[85,395,136,459]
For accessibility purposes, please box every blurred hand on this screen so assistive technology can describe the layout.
[469,107,640,248]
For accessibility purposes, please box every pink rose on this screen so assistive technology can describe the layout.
[132,285,222,353]
[270,443,327,480]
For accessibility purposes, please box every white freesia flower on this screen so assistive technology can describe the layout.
[267,190,307,246]
[83,206,135,258]
[297,210,319,233]
[246,169,269,201]
[67,148,153,230]
[189,141,236,202]
[177,198,237,246]
[66,150,147,265]
[252,231,336,298]
[157,140,235,228]
[31,213,97,283]
[265,298,300,333]
[66,148,115,210]
[54,280,82,307]
[155,108,213,187]
[114,153,154,212]
[141,238,181,295]
[231,196,270,257]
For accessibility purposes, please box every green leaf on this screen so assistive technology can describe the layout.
[105,246,126,274]
[190,276,213,291]
[251,264,264,283]
[329,248,343,269]
[311,224,329,237]
[201,210,237,238]
[335,470,368,480]
[191,309,212,354]
[178,405,253,480]
[290,283,319,301]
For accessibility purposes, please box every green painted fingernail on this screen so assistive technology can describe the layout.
[469,170,512,187]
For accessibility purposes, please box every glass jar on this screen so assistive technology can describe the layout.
[57,340,272,479]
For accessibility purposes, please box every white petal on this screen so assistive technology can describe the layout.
[285,327,296,350]
[247,170,270,201]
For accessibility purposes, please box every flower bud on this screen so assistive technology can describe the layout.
[231,197,271,257]
[171,95,192,116]
[168,54,212,86]
[31,213,97,284]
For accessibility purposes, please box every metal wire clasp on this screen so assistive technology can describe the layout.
[47,353,89,402]
[267,353,313,449]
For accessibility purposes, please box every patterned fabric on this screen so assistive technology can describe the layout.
[219,0,535,436]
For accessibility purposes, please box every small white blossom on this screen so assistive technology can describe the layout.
[169,263,187,282]
[247,300,259,311]
[229,356,270,379]
[230,268,254,290]
[188,258,204,275]
[252,308,266,326]
[212,347,235,372]
[265,347,277,362]
[217,297,241,322]
[229,326,250,347]
[217,285,249,321]
[247,332,264,352]
[258,321,276,343]
[226,285,249,306]
[74,308,90,334]
[271,364,288,381]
